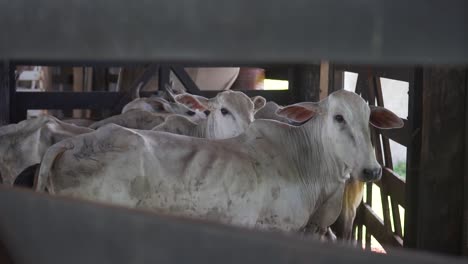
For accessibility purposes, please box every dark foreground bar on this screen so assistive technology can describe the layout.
[0,0,467,64]
[0,187,464,264]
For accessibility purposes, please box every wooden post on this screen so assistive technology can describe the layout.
[319,61,329,99]
[290,64,320,102]
[0,61,10,126]
[405,67,467,255]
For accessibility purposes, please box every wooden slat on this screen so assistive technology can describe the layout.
[1,186,464,264]
[378,168,406,208]
[360,204,404,248]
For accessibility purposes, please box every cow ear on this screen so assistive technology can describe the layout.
[150,98,173,112]
[174,94,209,111]
[276,104,319,123]
[369,106,404,129]
[251,96,267,113]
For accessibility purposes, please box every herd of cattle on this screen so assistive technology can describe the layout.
[0,85,403,242]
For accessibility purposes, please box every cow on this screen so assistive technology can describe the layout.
[0,115,93,185]
[89,110,168,130]
[36,90,403,238]
[254,101,290,123]
[153,91,266,139]
[121,92,207,121]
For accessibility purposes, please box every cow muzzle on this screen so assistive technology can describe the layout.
[361,167,382,182]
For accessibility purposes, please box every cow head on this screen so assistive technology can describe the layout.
[276,90,403,182]
[174,91,266,139]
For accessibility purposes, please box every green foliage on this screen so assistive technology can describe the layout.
[393,161,406,179]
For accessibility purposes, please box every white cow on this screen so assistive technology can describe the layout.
[89,110,168,130]
[153,91,266,139]
[122,95,207,121]
[0,115,93,185]
[36,90,402,237]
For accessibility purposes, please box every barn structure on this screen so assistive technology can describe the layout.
[0,0,467,263]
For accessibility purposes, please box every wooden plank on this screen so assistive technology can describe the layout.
[377,168,405,208]
[360,204,403,248]
[412,67,467,255]
[0,61,10,126]
[319,61,329,99]
[1,187,465,264]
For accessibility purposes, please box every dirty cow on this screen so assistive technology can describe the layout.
[0,115,93,185]
[36,90,402,237]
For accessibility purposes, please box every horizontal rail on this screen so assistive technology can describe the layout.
[0,0,467,64]
[0,186,465,264]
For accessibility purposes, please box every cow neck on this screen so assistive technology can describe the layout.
[251,117,346,210]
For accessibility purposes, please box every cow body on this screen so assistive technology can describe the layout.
[0,115,93,185]
[37,91,401,235]
[90,110,167,130]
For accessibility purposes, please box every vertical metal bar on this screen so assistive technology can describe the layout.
[0,61,10,126]
[170,66,200,94]
[158,66,171,92]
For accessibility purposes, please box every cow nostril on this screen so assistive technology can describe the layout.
[363,167,382,181]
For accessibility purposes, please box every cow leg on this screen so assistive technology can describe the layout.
[302,183,345,241]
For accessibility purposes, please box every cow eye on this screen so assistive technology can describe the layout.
[220,108,229,115]
[204,110,211,116]
[186,110,196,116]
[334,114,345,123]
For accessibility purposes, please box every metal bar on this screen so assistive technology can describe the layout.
[1,1,467,64]
[1,187,464,264]
[14,91,129,111]
[170,66,201,93]
[158,66,170,91]
[0,61,10,126]
[129,64,159,98]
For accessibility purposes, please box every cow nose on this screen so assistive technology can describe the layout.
[362,167,382,181]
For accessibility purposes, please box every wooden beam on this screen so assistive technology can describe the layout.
[0,186,465,264]
[406,67,467,255]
